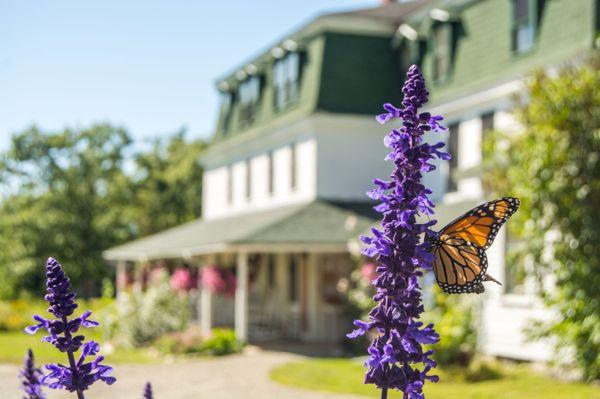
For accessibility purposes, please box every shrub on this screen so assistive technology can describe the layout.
[109,278,189,347]
[199,328,243,356]
[153,327,204,355]
[484,58,600,381]
[424,287,477,367]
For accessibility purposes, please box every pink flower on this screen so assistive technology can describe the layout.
[200,266,236,297]
[170,268,193,292]
[360,263,378,283]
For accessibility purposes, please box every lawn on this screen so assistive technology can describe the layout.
[0,331,155,364]
[270,358,600,399]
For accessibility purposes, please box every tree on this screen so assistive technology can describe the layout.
[131,130,206,236]
[484,58,600,381]
[0,124,135,297]
[0,124,207,299]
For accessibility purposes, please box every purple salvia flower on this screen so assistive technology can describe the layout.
[20,349,46,399]
[143,382,154,399]
[348,65,447,399]
[25,258,115,398]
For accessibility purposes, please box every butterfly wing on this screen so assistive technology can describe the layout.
[438,197,520,250]
[432,237,488,294]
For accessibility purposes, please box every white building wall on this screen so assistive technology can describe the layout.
[316,116,389,201]
[202,137,316,220]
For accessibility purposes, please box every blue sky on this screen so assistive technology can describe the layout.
[0,0,378,151]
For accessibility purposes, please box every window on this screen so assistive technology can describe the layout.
[481,112,494,160]
[218,91,233,133]
[447,123,459,192]
[290,143,297,191]
[432,24,451,82]
[289,255,299,302]
[273,52,301,111]
[400,39,420,74]
[512,0,535,53]
[245,159,252,200]
[267,151,274,195]
[267,254,276,289]
[238,76,261,124]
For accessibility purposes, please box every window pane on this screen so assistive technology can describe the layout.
[274,52,301,110]
[289,255,298,302]
[514,0,529,20]
[267,254,276,289]
[447,123,459,192]
[433,25,450,80]
[516,23,534,52]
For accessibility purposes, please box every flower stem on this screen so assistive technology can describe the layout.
[62,316,85,399]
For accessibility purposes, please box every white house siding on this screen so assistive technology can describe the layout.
[315,114,390,201]
[202,138,317,220]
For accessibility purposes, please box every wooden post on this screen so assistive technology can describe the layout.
[116,260,127,299]
[235,252,249,342]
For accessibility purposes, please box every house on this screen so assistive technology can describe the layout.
[103,0,599,360]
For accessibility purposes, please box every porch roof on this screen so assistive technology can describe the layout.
[103,200,379,262]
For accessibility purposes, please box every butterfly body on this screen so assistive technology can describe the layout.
[429,197,520,294]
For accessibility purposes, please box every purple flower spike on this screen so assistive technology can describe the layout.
[349,65,447,399]
[20,349,46,399]
[143,382,154,399]
[25,258,115,398]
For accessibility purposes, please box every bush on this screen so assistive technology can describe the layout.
[199,328,243,356]
[153,327,204,355]
[484,58,600,381]
[423,287,477,367]
[108,278,189,347]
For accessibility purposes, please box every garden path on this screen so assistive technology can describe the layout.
[0,346,363,399]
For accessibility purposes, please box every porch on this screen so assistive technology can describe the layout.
[103,200,378,343]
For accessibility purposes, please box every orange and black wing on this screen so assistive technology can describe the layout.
[432,237,488,294]
[439,197,520,250]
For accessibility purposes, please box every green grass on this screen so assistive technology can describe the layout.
[0,331,155,364]
[270,358,600,399]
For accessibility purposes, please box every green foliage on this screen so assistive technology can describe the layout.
[424,288,477,367]
[483,58,600,381]
[107,278,189,347]
[0,124,134,297]
[199,328,243,356]
[153,327,204,355]
[131,130,206,236]
[0,124,206,298]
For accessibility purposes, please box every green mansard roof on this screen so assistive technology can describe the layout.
[211,0,598,143]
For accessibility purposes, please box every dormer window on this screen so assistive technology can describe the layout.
[432,23,452,82]
[273,52,300,111]
[218,91,233,133]
[239,76,261,124]
[512,0,535,53]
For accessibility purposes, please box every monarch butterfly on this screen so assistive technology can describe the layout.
[428,197,520,294]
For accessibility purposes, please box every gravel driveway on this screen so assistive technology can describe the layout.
[0,347,362,399]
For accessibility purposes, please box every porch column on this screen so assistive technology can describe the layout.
[235,251,249,342]
[115,260,127,299]
[199,269,213,336]
[132,262,143,294]
[306,253,320,340]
